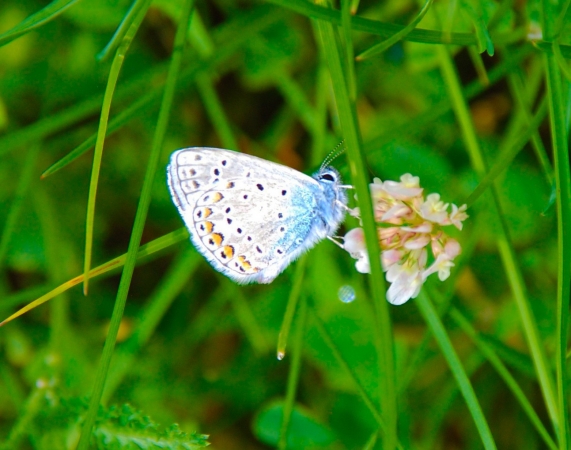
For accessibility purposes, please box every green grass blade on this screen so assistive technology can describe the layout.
[532,40,571,58]
[309,306,385,434]
[0,388,44,450]
[314,7,397,448]
[278,297,307,450]
[416,293,497,450]
[459,0,494,55]
[451,308,558,450]
[277,255,307,359]
[103,249,201,401]
[467,45,490,85]
[41,5,280,177]
[437,43,560,433]
[0,64,167,159]
[0,229,188,327]
[465,99,547,207]
[83,2,148,295]
[541,0,571,446]
[41,90,160,178]
[197,74,239,150]
[77,1,196,446]
[356,0,434,61]
[340,0,356,100]
[228,286,269,355]
[267,0,524,46]
[0,145,40,268]
[96,0,152,61]
[505,62,553,186]
[0,0,81,47]
[364,45,532,155]
[274,72,333,145]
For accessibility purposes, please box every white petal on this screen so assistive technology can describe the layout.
[381,203,411,222]
[344,228,366,254]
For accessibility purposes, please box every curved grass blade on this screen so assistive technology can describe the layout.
[97,0,152,61]
[267,0,520,47]
[0,229,188,327]
[41,4,281,177]
[460,0,494,55]
[76,1,196,447]
[83,3,149,295]
[416,293,497,450]
[0,0,81,47]
[356,0,434,61]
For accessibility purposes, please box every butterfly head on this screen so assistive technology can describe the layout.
[314,166,348,234]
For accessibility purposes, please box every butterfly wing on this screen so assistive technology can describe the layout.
[167,147,332,283]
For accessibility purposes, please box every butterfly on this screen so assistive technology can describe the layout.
[167,147,348,284]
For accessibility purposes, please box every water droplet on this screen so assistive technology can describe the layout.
[338,285,356,303]
[277,351,285,361]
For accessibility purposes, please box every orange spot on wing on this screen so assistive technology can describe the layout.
[238,255,251,270]
[222,245,235,259]
[210,233,224,247]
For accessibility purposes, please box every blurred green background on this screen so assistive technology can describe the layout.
[0,0,568,449]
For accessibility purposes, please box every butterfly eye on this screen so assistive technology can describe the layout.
[320,172,336,182]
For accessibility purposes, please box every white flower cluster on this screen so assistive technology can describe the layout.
[343,174,468,305]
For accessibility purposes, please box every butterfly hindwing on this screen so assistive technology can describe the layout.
[168,147,328,283]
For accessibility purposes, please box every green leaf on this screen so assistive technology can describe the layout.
[34,397,209,450]
[253,401,336,449]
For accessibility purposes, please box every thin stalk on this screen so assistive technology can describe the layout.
[0,146,40,267]
[451,308,558,450]
[83,4,148,294]
[416,293,497,450]
[314,6,397,448]
[437,44,559,432]
[76,2,195,447]
[278,297,307,450]
[277,255,307,359]
[542,0,571,446]
[103,250,200,401]
[310,306,385,433]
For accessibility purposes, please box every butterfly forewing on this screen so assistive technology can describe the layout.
[168,147,327,283]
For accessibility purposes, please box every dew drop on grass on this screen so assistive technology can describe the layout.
[338,285,356,303]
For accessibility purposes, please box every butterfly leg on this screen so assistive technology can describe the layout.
[327,235,345,249]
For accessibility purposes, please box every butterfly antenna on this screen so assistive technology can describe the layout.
[320,140,346,172]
